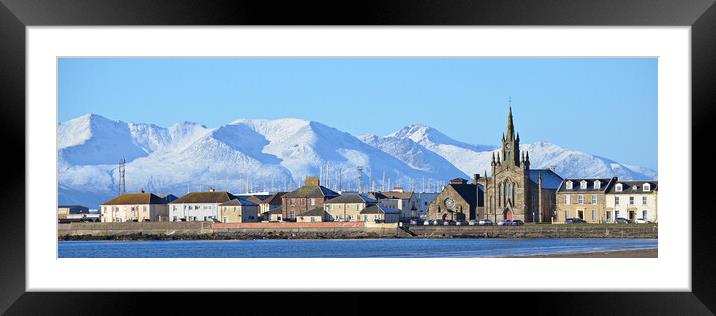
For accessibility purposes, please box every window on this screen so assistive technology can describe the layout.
[591,196,597,204]
[565,181,573,190]
[615,196,620,205]
[629,196,635,205]
[642,210,648,219]
[615,210,620,218]
[310,198,316,206]
[633,185,638,190]
[591,210,596,221]
[566,210,570,218]
[594,180,601,189]
[643,183,651,192]
[580,180,587,189]
[606,211,612,221]
[578,195,584,204]
[565,195,571,205]
[616,183,623,192]
[642,196,648,205]
[290,199,295,206]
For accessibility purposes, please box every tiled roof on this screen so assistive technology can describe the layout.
[607,180,658,194]
[102,193,169,205]
[557,178,616,193]
[283,185,339,198]
[170,191,237,204]
[300,208,326,217]
[360,205,401,215]
[368,191,414,200]
[529,169,564,189]
[219,198,258,206]
[325,193,377,204]
[263,192,286,205]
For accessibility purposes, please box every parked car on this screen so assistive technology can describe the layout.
[478,219,494,226]
[498,220,512,226]
[511,220,525,226]
[615,217,631,224]
[423,220,431,226]
[565,218,587,224]
[433,220,443,226]
[455,220,468,226]
[443,220,456,226]
[468,220,478,226]
[635,218,650,224]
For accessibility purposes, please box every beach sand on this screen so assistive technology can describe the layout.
[512,248,657,258]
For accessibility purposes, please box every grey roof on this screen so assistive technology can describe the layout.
[219,198,258,207]
[529,169,564,189]
[367,191,414,200]
[558,178,616,193]
[447,183,478,208]
[283,185,340,199]
[300,208,326,217]
[325,193,377,204]
[360,205,401,215]
[58,205,90,214]
[607,180,658,194]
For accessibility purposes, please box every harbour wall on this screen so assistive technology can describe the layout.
[58,222,658,240]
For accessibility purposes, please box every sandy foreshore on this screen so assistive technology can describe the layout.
[512,248,657,258]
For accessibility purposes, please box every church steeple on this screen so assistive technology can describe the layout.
[501,103,521,167]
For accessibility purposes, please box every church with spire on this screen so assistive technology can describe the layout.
[474,105,564,223]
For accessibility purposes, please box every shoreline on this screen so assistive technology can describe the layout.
[510,248,658,258]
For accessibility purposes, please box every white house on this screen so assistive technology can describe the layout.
[168,189,238,222]
[605,180,658,223]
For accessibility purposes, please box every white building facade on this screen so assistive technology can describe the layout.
[605,180,658,223]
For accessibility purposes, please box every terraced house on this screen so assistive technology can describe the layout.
[324,193,378,221]
[168,188,238,222]
[367,187,419,220]
[605,180,658,223]
[556,178,616,223]
[281,176,339,220]
[100,192,171,222]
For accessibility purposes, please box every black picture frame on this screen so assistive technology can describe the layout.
[1,0,714,314]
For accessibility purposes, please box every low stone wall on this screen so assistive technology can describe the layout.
[58,222,657,240]
[409,224,658,239]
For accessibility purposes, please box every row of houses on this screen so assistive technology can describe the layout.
[95,176,422,224]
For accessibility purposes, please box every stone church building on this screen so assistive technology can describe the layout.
[475,107,563,223]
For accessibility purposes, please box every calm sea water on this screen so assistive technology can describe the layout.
[58,238,657,258]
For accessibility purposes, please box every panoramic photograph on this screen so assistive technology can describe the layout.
[56,57,658,258]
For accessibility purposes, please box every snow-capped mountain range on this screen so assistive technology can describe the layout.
[58,114,657,208]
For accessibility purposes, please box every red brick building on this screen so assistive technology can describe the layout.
[281,176,339,220]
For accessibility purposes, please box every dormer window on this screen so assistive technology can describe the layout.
[616,183,623,192]
[594,180,601,190]
[643,183,651,192]
[632,185,638,190]
[565,181,573,190]
[580,180,587,189]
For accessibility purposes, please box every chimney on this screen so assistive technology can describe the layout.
[393,186,404,193]
[208,187,215,192]
[305,176,320,186]
[473,174,480,184]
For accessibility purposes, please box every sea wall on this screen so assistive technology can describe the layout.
[58,222,657,240]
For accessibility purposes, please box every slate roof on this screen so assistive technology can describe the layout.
[283,185,339,199]
[102,193,169,205]
[529,169,564,189]
[368,191,414,200]
[607,180,658,194]
[262,192,286,205]
[448,183,478,208]
[360,205,401,215]
[300,208,326,217]
[219,198,258,207]
[267,208,283,215]
[325,193,377,204]
[244,195,265,205]
[169,191,238,204]
[557,178,616,193]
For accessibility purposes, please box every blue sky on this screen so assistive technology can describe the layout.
[58,57,657,169]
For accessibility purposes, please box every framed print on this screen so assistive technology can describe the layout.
[1,0,715,315]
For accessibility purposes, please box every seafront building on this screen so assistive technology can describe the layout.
[168,188,238,222]
[555,178,616,223]
[324,193,378,221]
[367,187,419,220]
[427,178,481,221]
[358,205,401,223]
[100,192,171,222]
[281,176,339,220]
[219,198,260,223]
[605,180,658,223]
